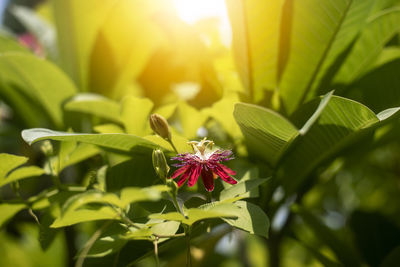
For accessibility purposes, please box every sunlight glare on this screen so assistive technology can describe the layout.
[173,0,231,46]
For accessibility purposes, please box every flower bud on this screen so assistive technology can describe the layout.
[149,114,171,140]
[152,149,170,181]
[40,140,53,156]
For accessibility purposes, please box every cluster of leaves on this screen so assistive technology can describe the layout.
[1,0,400,266]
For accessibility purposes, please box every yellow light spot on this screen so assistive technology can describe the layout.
[173,0,228,24]
[172,0,231,46]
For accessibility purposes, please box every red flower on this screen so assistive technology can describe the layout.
[170,138,237,191]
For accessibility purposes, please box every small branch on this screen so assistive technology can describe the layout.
[154,237,160,267]
[185,226,192,267]
[75,221,112,267]
[168,139,179,154]
[153,233,185,239]
[28,208,40,225]
[113,205,185,239]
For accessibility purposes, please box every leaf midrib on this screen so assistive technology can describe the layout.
[297,0,354,107]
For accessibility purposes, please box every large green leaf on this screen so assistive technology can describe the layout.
[0,203,26,228]
[0,153,28,179]
[233,103,298,166]
[279,0,375,113]
[21,128,170,154]
[175,101,207,139]
[89,0,161,98]
[226,0,284,101]
[344,57,400,112]
[64,93,122,123]
[222,201,270,237]
[219,178,269,202]
[0,166,45,187]
[0,153,44,187]
[280,96,399,193]
[333,7,400,85]
[52,0,118,90]
[0,53,77,128]
[149,203,239,226]
[121,96,153,136]
[51,186,168,228]
[51,206,118,228]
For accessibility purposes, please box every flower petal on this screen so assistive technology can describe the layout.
[201,168,214,191]
[170,165,190,180]
[218,163,236,176]
[214,165,237,185]
[188,164,202,187]
[177,168,191,187]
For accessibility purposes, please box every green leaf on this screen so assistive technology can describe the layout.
[119,185,169,207]
[279,0,375,113]
[0,166,45,187]
[333,7,400,84]
[143,132,189,154]
[344,57,400,113]
[90,1,161,98]
[176,101,207,139]
[149,203,239,226]
[298,91,334,135]
[122,220,180,242]
[121,96,153,136]
[52,0,119,90]
[64,93,122,123]
[280,96,384,193]
[61,143,101,171]
[0,203,26,228]
[51,206,118,228]
[0,53,77,128]
[222,201,270,238]
[0,153,44,187]
[219,178,269,202]
[94,124,125,134]
[0,153,28,179]
[21,128,163,154]
[202,93,242,138]
[87,235,127,258]
[150,221,180,242]
[234,103,298,166]
[226,0,284,101]
[51,186,168,228]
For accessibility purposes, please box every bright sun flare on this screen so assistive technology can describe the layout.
[172,0,231,45]
[173,0,228,24]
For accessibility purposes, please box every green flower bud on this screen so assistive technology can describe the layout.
[149,114,171,140]
[152,149,170,181]
[40,140,53,156]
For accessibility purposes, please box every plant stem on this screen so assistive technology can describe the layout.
[76,221,112,267]
[154,237,160,267]
[168,139,179,154]
[185,225,192,267]
[171,193,185,216]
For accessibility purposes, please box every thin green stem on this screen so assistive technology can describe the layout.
[168,139,179,154]
[75,221,112,267]
[154,237,160,267]
[114,205,185,238]
[171,193,184,216]
[185,226,192,267]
